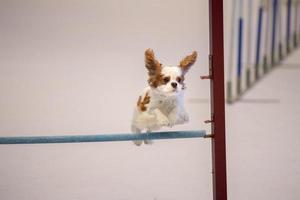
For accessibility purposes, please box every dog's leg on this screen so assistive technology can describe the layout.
[177,108,189,124]
[168,107,179,127]
[144,129,153,145]
[153,109,169,126]
[168,107,189,126]
[131,125,143,146]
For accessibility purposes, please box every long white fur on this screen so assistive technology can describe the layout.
[131,65,190,146]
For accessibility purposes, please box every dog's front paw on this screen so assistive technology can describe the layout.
[133,140,143,146]
[167,115,177,127]
[157,115,170,127]
[176,112,189,124]
[182,112,189,123]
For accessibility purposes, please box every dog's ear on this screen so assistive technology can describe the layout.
[179,51,197,74]
[145,49,162,76]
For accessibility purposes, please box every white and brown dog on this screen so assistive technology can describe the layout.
[131,49,197,145]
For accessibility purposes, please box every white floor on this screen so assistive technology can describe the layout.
[226,50,300,200]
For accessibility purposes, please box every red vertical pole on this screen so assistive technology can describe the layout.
[209,0,228,200]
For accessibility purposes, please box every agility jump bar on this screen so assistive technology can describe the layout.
[0,130,206,145]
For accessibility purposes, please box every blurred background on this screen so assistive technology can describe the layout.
[0,0,299,199]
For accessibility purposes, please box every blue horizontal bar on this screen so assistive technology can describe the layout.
[0,130,206,145]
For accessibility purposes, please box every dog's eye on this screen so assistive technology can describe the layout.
[176,77,182,83]
[163,77,170,83]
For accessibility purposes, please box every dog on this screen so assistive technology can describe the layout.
[131,49,197,146]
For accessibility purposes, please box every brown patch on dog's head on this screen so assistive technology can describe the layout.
[145,49,163,87]
[137,92,151,112]
[179,51,197,75]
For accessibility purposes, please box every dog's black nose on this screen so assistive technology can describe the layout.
[171,82,177,88]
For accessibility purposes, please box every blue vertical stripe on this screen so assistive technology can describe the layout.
[271,0,278,60]
[237,18,243,78]
[287,0,292,46]
[255,7,264,66]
